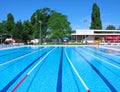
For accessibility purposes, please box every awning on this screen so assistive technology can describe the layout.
[105,36,120,40]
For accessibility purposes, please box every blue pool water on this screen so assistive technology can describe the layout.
[0,46,120,92]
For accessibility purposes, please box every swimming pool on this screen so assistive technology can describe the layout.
[0,46,120,92]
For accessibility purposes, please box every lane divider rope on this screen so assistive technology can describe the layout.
[85,47,120,65]
[11,75,28,92]
[65,48,90,92]
[0,47,47,66]
[79,48,120,69]
[11,47,56,92]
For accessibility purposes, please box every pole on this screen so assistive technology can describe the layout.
[0,35,2,44]
[39,20,42,45]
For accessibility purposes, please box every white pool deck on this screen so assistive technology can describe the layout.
[0,44,120,52]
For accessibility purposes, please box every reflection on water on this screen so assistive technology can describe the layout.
[86,46,120,56]
[106,49,120,54]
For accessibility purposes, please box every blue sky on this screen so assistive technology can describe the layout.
[0,0,120,30]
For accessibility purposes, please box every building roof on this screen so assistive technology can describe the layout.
[71,30,120,36]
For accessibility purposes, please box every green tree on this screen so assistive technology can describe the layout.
[22,20,33,43]
[48,12,71,42]
[7,13,15,34]
[0,8,71,44]
[0,21,8,34]
[0,22,3,33]
[13,20,23,42]
[106,25,116,30]
[30,8,53,42]
[0,21,10,42]
[90,3,102,29]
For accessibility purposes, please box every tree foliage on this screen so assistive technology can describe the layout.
[7,13,15,34]
[0,8,71,44]
[22,20,33,43]
[0,21,8,34]
[106,25,116,30]
[30,8,71,43]
[13,20,23,42]
[48,12,71,41]
[30,8,53,42]
[90,3,102,29]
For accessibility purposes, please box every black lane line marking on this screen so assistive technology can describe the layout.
[0,48,53,92]
[65,48,81,92]
[0,48,42,72]
[85,47,120,65]
[26,50,51,92]
[0,47,30,57]
[74,48,117,92]
[0,49,32,64]
[78,47,120,77]
[57,47,63,92]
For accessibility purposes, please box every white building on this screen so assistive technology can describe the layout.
[71,30,120,44]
